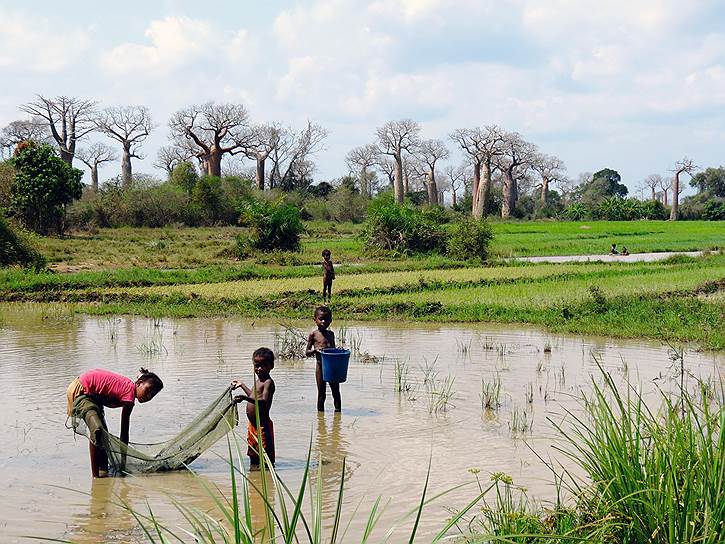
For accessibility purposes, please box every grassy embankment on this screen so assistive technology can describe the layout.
[2,221,724,348]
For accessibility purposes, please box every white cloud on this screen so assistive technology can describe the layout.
[0,11,90,72]
[100,16,258,76]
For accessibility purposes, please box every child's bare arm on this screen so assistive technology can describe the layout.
[305,332,317,357]
[231,380,253,397]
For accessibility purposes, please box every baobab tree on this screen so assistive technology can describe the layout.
[443,164,469,209]
[20,95,97,165]
[76,143,117,191]
[449,125,505,218]
[375,155,396,187]
[498,132,538,219]
[670,157,697,220]
[416,139,450,205]
[95,106,153,187]
[169,102,252,178]
[267,122,327,190]
[0,118,50,157]
[376,119,421,203]
[244,123,284,190]
[154,145,192,178]
[642,174,664,201]
[532,154,566,206]
[346,143,378,197]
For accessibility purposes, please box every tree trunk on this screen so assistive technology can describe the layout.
[451,190,457,209]
[60,148,73,165]
[663,189,668,206]
[208,150,222,178]
[360,168,368,197]
[502,170,515,219]
[121,143,132,187]
[427,172,438,206]
[540,177,549,206]
[669,173,680,220]
[471,161,482,218]
[480,161,492,217]
[256,157,266,190]
[651,187,656,201]
[393,154,404,203]
[91,165,99,192]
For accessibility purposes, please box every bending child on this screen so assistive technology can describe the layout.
[233,347,276,467]
[66,368,164,477]
[306,306,341,412]
[322,249,335,303]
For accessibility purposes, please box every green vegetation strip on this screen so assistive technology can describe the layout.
[11,255,722,349]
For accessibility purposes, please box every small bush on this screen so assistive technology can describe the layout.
[237,198,303,256]
[446,219,493,261]
[0,215,45,269]
[362,194,445,254]
[703,199,725,221]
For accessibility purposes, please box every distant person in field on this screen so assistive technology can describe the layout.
[621,247,630,256]
[66,368,164,477]
[322,248,335,302]
[233,347,276,467]
[306,306,341,412]
[610,243,619,255]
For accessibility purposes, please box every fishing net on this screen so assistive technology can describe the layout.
[70,387,238,474]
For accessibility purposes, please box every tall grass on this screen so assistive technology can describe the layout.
[551,369,725,543]
[121,434,493,543]
[475,365,725,542]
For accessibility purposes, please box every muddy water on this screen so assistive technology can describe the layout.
[1,304,723,543]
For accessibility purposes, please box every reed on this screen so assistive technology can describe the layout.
[480,374,502,411]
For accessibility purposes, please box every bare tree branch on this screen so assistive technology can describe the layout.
[376,119,421,203]
[20,95,98,165]
[77,143,118,191]
[96,106,154,187]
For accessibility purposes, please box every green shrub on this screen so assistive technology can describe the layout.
[0,215,45,269]
[640,199,668,219]
[9,142,83,234]
[362,194,445,254]
[561,203,590,220]
[237,198,303,256]
[702,199,725,220]
[327,185,367,223]
[446,219,493,261]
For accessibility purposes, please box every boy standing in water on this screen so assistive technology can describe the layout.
[306,306,341,412]
[322,249,335,302]
[233,347,276,467]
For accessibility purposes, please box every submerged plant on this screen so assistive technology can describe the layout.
[480,374,502,411]
[508,405,533,436]
[274,324,307,360]
[425,375,456,414]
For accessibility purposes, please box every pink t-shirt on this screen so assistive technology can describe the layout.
[79,369,136,408]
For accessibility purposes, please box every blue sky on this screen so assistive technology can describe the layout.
[2,0,725,195]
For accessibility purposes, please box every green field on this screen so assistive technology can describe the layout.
[3,221,724,348]
[23,220,723,270]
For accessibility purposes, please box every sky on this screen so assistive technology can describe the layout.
[2,0,725,196]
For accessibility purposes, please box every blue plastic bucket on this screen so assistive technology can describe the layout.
[321,348,351,383]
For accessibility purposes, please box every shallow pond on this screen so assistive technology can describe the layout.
[1,304,723,542]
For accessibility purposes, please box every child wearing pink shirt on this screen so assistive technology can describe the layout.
[66,367,163,477]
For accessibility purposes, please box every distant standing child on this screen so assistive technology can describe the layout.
[306,306,341,412]
[66,368,164,477]
[322,249,335,303]
[233,347,276,467]
[610,243,619,255]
